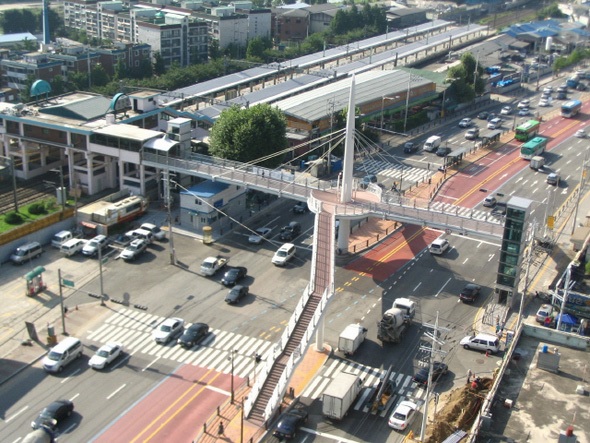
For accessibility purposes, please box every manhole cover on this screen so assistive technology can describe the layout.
[475,358,485,365]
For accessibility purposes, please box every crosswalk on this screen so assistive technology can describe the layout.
[301,357,427,418]
[428,201,504,223]
[355,160,432,183]
[85,308,273,378]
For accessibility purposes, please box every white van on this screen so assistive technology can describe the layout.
[423,136,442,152]
[51,230,73,249]
[42,337,83,373]
[272,243,296,266]
[10,242,43,265]
[487,118,502,130]
[460,333,500,354]
[60,238,87,257]
[429,238,449,255]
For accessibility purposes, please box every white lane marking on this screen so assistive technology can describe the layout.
[107,384,127,400]
[300,427,362,442]
[142,356,160,372]
[5,405,29,423]
[436,278,452,298]
[70,393,80,402]
[413,282,421,292]
[206,385,230,396]
[60,369,81,383]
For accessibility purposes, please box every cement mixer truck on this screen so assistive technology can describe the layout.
[377,298,416,343]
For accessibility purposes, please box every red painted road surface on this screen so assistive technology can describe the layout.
[95,365,240,443]
[345,225,441,281]
[437,105,590,207]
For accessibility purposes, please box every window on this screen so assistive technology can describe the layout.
[195,199,201,205]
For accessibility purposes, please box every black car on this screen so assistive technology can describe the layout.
[403,142,418,154]
[459,283,481,302]
[273,408,309,440]
[477,111,489,120]
[292,202,310,214]
[412,362,449,386]
[486,113,498,122]
[221,267,248,287]
[177,323,209,348]
[31,400,74,430]
[280,222,302,241]
[225,285,249,304]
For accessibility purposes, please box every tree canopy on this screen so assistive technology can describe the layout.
[208,104,288,168]
[446,52,486,103]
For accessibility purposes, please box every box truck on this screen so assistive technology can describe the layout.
[338,324,367,356]
[322,373,363,420]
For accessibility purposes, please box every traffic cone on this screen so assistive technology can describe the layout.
[485,350,490,357]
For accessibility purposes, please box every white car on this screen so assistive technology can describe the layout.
[153,318,185,344]
[140,223,166,241]
[518,108,530,116]
[458,118,472,128]
[543,86,553,94]
[88,342,123,369]
[575,129,586,138]
[500,106,512,115]
[538,98,550,107]
[248,227,273,244]
[388,400,418,431]
[517,99,530,109]
[120,239,147,261]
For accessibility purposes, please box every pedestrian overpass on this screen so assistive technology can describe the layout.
[143,150,508,424]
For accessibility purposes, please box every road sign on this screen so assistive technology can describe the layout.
[62,279,75,288]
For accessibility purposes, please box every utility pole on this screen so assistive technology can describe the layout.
[165,168,176,265]
[420,312,448,442]
[58,269,67,335]
[98,245,105,306]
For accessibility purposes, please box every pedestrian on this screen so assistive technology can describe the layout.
[467,368,472,384]
[218,421,224,436]
[535,291,539,299]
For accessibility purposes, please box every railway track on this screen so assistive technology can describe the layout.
[0,175,58,216]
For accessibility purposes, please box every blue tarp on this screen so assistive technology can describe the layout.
[556,313,578,326]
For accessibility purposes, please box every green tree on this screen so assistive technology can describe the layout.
[247,37,270,61]
[153,52,166,76]
[50,75,66,95]
[91,64,110,87]
[114,60,127,81]
[537,3,565,19]
[209,104,287,168]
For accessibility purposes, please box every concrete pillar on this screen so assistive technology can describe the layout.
[337,219,350,253]
[86,152,94,195]
[315,316,324,351]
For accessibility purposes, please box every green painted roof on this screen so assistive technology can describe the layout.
[39,96,111,121]
[398,67,449,88]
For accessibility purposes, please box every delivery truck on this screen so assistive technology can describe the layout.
[530,156,545,171]
[322,372,363,420]
[338,324,367,356]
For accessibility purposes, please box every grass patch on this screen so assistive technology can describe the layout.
[0,198,60,233]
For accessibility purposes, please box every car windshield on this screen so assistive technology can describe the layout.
[97,350,109,357]
[161,325,172,332]
[89,240,98,247]
[277,251,287,257]
[14,249,26,256]
[47,351,62,361]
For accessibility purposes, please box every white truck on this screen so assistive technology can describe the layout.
[423,135,442,152]
[530,156,545,170]
[338,324,367,356]
[322,372,363,420]
[377,298,416,343]
[200,256,228,276]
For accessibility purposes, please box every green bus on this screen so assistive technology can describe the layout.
[520,136,548,160]
[515,120,540,142]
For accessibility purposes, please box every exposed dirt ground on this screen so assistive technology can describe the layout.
[424,378,493,442]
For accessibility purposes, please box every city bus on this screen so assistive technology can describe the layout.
[520,136,548,160]
[561,99,582,118]
[515,120,540,142]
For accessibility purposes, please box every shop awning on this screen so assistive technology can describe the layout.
[24,266,45,281]
[81,221,97,229]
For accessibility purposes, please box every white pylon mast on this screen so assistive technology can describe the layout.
[340,74,356,203]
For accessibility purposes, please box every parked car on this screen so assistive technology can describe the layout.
[458,118,472,128]
[459,283,481,302]
[31,400,74,430]
[292,202,310,214]
[140,223,166,241]
[388,400,418,431]
[412,361,448,385]
[221,267,248,286]
[248,227,273,244]
[82,234,108,257]
[273,408,309,440]
[536,304,554,324]
[153,318,184,344]
[120,239,148,261]
[459,333,500,354]
[178,323,209,348]
[88,342,123,369]
[225,285,249,304]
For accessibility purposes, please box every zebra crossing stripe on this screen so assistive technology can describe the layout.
[301,373,324,398]
[322,359,341,378]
